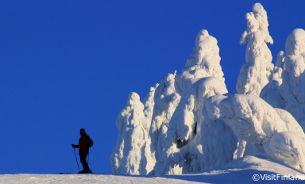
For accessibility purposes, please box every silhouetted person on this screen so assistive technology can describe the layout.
[72,128,93,173]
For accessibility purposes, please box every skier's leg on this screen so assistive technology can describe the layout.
[80,152,89,171]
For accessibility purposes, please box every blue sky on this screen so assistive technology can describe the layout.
[0,0,304,174]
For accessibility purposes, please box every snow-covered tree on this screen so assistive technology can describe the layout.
[110,92,153,175]
[141,84,159,132]
[111,3,305,175]
[260,51,285,108]
[235,3,275,159]
[151,30,237,175]
[143,84,158,122]
[153,77,236,175]
[149,72,181,165]
[280,28,305,131]
[236,3,274,96]
[176,29,224,92]
[206,94,305,172]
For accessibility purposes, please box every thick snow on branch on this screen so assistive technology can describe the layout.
[206,94,305,172]
[236,3,274,96]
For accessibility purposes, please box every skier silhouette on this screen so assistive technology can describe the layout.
[72,128,93,173]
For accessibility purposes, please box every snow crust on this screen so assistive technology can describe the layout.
[111,2,305,176]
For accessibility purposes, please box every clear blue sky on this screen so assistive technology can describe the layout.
[0,0,304,174]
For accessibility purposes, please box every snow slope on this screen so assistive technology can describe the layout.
[2,156,305,183]
[0,174,203,184]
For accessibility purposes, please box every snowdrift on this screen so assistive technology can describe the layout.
[111,2,305,175]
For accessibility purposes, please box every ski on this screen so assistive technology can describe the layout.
[59,172,93,174]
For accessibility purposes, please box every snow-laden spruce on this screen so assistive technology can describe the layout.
[110,92,154,175]
[111,2,305,175]
[176,29,225,92]
[112,29,238,175]
[261,28,305,130]
[280,28,305,131]
[236,2,278,159]
[143,84,158,123]
[206,94,305,172]
[150,30,237,175]
[260,50,285,109]
[148,72,181,169]
[236,3,274,96]
[153,77,236,175]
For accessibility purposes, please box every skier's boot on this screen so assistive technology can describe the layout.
[78,169,92,173]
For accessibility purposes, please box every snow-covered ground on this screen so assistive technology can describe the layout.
[0,174,201,184]
[2,156,305,183]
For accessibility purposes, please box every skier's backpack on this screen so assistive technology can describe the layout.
[87,135,93,147]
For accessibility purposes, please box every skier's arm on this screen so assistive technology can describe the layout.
[72,144,79,148]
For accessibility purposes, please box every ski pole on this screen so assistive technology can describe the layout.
[73,147,80,172]
[87,152,89,165]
